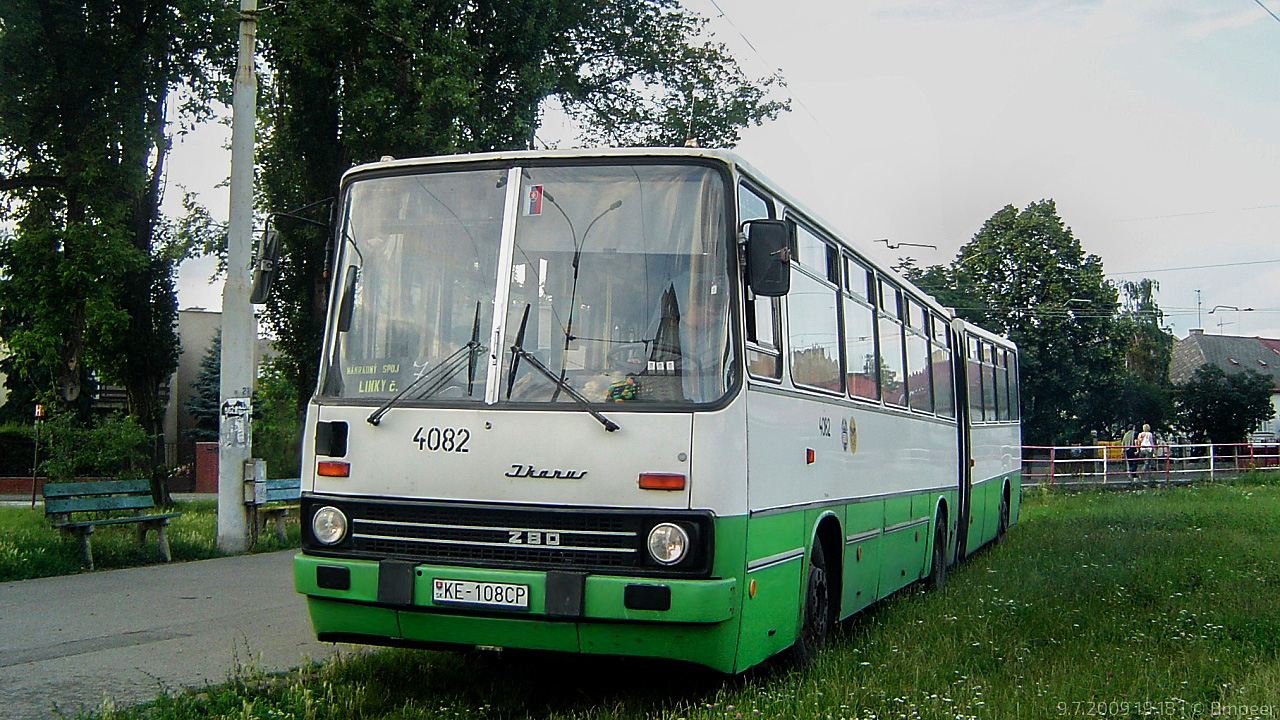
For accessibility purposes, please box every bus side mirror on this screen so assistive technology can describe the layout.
[745,219,792,297]
[336,266,359,332]
[249,229,280,305]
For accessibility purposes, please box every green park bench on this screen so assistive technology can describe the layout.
[42,479,181,570]
[254,477,301,542]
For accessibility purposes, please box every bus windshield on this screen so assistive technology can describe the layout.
[322,163,735,407]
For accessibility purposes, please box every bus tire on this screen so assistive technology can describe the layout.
[788,540,831,667]
[996,489,1010,543]
[927,518,947,590]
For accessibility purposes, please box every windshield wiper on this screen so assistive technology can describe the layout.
[365,341,484,426]
[367,303,485,426]
[508,304,619,433]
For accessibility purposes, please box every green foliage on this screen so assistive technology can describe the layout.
[255,0,788,413]
[0,421,34,475]
[1116,279,1173,384]
[0,499,298,581]
[0,0,235,436]
[254,358,303,479]
[184,330,221,442]
[183,336,301,478]
[37,412,152,481]
[554,2,789,148]
[909,200,1132,444]
[1076,278,1175,437]
[74,483,1280,720]
[1082,373,1173,437]
[1175,365,1276,444]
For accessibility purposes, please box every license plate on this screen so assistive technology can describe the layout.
[431,578,530,610]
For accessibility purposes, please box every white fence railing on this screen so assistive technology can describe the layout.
[1021,443,1280,487]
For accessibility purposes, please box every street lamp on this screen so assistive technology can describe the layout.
[875,238,938,250]
[1208,305,1254,335]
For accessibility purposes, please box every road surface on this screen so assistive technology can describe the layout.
[0,550,351,720]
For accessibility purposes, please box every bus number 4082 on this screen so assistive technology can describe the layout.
[412,426,470,453]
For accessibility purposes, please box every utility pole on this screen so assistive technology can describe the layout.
[218,0,258,553]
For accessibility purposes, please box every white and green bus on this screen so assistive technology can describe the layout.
[292,148,1021,673]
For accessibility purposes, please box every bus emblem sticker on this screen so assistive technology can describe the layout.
[847,417,858,455]
[525,185,544,215]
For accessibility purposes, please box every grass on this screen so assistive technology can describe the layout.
[0,500,299,581]
[76,471,1280,719]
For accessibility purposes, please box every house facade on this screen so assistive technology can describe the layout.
[1169,329,1280,441]
[162,309,277,470]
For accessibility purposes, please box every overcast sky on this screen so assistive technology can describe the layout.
[168,0,1280,339]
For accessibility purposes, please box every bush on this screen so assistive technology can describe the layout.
[255,358,303,480]
[38,412,153,481]
[0,422,34,476]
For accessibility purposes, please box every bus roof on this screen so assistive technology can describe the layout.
[339,147,1008,341]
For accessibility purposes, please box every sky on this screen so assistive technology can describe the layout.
[166,0,1280,340]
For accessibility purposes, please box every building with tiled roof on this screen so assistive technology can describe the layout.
[1169,329,1280,441]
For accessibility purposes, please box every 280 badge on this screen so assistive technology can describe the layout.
[411,426,470,453]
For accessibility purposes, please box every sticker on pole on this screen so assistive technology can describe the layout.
[221,398,251,447]
[221,398,251,418]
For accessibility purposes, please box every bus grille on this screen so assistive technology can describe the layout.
[301,496,711,577]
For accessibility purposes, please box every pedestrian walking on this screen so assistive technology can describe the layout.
[1121,424,1138,480]
[1137,423,1156,473]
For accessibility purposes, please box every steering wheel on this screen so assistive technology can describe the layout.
[607,341,649,369]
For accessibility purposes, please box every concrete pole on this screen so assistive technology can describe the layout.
[218,0,258,553]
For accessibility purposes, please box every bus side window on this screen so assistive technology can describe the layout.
[931,313,955,418]
[967,335,984,421]
[844,255,879,401]
[905,298,933,414]
[878,279,907,406]
[982,341,998,421]
[740,183,781,379]
[1008,351,1020,420]
[994,347,1009,421]
[788,222,842,394]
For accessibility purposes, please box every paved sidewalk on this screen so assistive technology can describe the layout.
[0,550,352,719]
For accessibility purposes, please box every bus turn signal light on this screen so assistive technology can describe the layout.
[639,473,685,491]
[317,460,350,477]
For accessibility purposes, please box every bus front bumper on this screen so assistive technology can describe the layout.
[294,553,741,669]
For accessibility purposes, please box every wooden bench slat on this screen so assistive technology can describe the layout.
[263,489,301,503]
[41,480,178,569]
[42,479,153,498]
[45,495,156,514]
[55,513,181,530]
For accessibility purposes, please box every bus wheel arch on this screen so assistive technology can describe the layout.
[789,516,841,666]
[997,481,1011,541]
[927,501,949,590]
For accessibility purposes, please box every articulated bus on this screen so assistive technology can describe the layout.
[292,148,1021,673]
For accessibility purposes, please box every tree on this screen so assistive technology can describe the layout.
[1175,365,1275,444]
[183,333,302,479]
[184,330,221,443]
[255,0,788,414]
[1116,279,1173,384]
[253,359,303,480]
[1104,279,1173,433]
[0,1,234,460]
[910,200,1121,444]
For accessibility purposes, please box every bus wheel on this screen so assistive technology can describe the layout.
[788,541,831,666]
[927,519,947,590]
[996,490,1010,542]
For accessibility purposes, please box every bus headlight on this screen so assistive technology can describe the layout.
[312,506,349,545]
[647,523,689,565]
